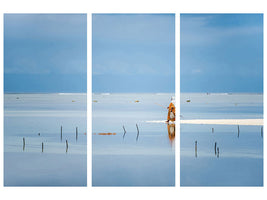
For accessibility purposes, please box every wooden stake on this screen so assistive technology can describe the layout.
[214,142,217,155]
[66,140,68,153]
[136,124,139,141]
[195,141,197,158]
[61,126,63,141]
[123,125,126,139]
[23,137,25,151]
[76,127,78,141]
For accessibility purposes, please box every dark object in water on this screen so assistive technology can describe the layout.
[135,100,140,103]
[66,140,68,153]
[61,126,63,141]
[217,147,219,158]
[212,128,214,133]
[214,142,217,155]
[123,125,126,139]
[42,142,44,153]
[23,137,25,151]
[261,126,263,138]
[195,141,197,158]
[186,99,191,102]
[76,127,78,141]
[38,133,40,136]
[136,124,139,141]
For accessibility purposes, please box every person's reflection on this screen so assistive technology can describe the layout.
[167,123,175,146]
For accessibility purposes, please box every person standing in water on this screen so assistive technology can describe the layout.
[167,96,175,122]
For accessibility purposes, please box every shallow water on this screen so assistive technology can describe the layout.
[92,93,175,186]
[180,93,263,186]
[4,93,87,186]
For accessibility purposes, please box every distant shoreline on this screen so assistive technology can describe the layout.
[4,92,87,94]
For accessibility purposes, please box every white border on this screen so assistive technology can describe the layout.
[0,0,266,200]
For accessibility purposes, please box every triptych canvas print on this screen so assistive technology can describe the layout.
[3,13,263,187]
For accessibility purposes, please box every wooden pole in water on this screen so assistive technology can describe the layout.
[212,128,214,133]
[66,140,68,153]
[238,125,240,138]
[42,142,44,153]
[261,126,263,138]
[217,147,219,158]
[136,124,139,141]
[76,127,78,141]
[23,137,25,151]
[123,125,126,139]
[61,126,63,141]
[214,142,217,156]
[195,141,197,158]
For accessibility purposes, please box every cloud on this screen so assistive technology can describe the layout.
[181,15,262,46]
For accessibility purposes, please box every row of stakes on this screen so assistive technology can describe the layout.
[212,125,263,138]
[123,124,139,141]
[194,125,263,158]
[22,126,79,153]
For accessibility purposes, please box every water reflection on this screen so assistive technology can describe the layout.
[167,123,175,145]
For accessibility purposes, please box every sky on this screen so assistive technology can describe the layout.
[4,14,87,93]
[181,14,263,93]
[92,14,175,93]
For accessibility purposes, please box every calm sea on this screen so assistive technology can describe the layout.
[180,93,263,186]
[4,93,87,186]
[92,93,175,186]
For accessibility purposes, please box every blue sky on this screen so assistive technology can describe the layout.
[4,14,87,93]
[181,14,263,93]
[92,14,175,93]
